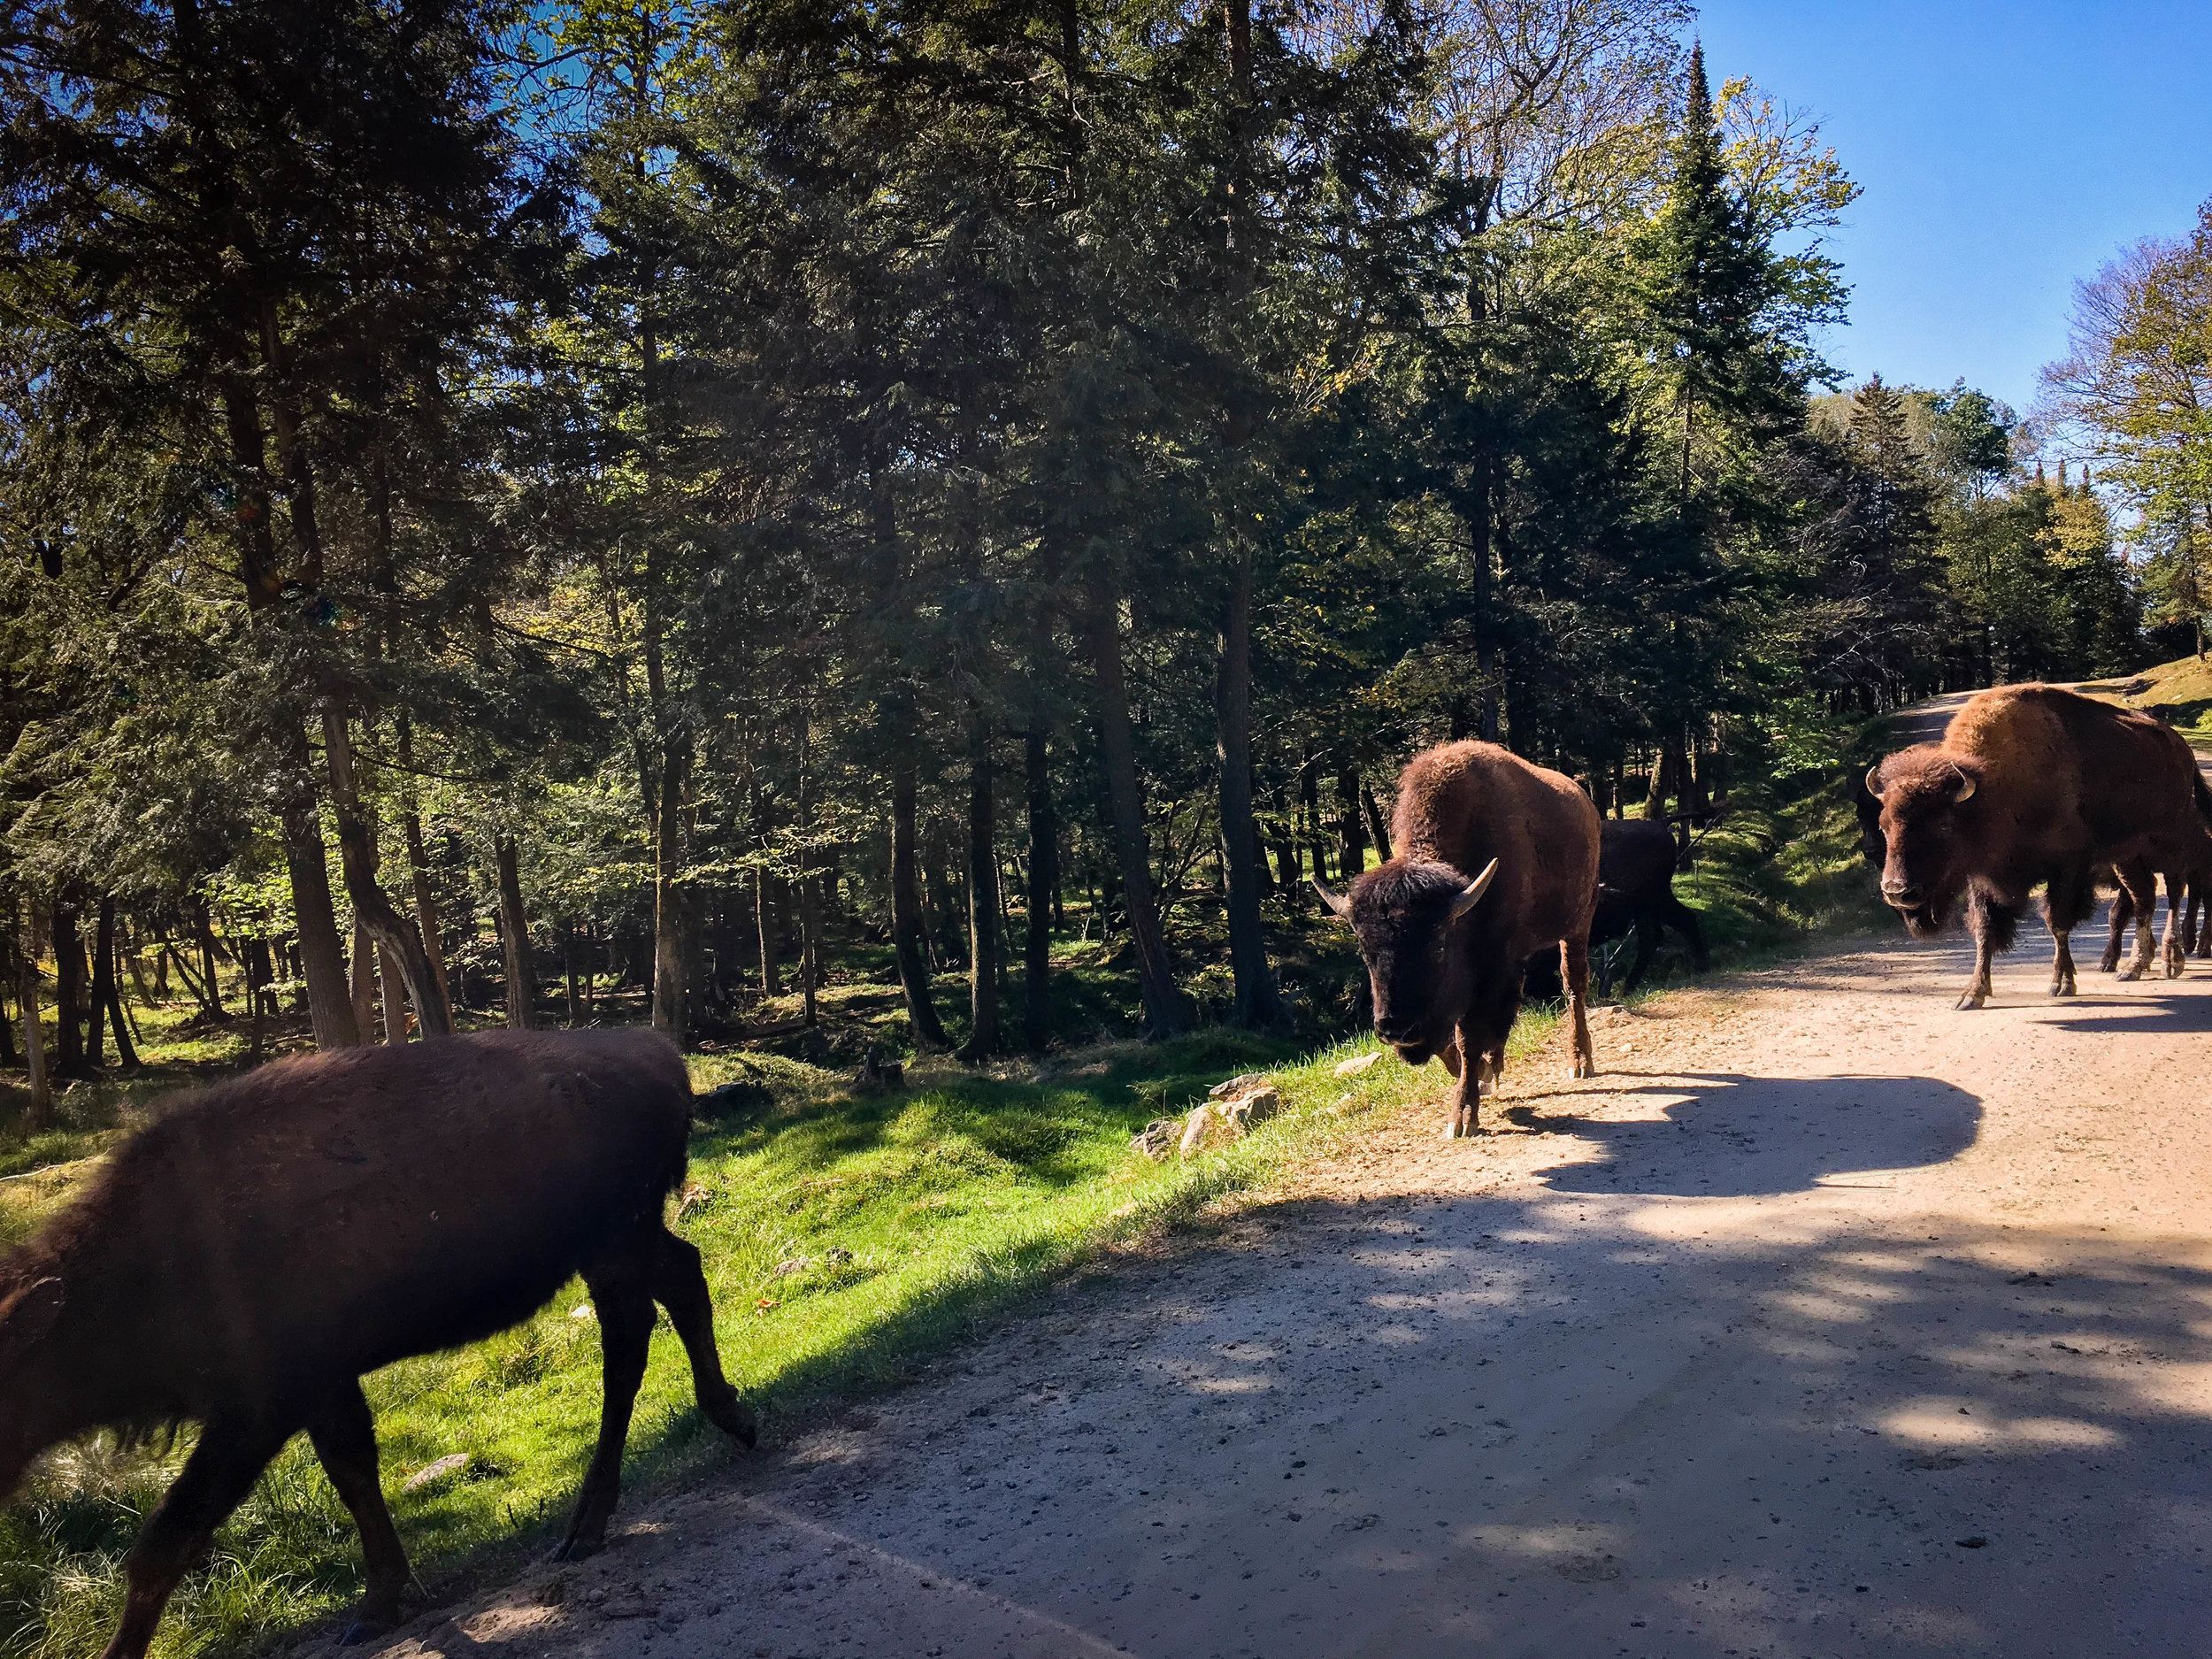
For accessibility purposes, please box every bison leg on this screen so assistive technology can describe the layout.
[555,1269,656,1561]
[2042,863,2093,998]
[651,1228,757,1448]
[1443,1022,1479,1138]
[1562,937,1596,1079]
[100,1411,295,1659]
[2114,860,2159,981]
[1617,912,1657,995]
[2158,872,2188,978]
[1666,893,1710,972]
[304,1381,412,1642]
[1957,889,2015,1010]
[2100,879,2132,973]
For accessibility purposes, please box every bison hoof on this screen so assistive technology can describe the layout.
[1955,990,1986,1010]
[1572,1058,1596,1079]
[2165,954,2185,979]
[2116,965,2144,982]
[703,1386,758,1448]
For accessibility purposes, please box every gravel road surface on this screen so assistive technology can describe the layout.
[356,921,2212,1659]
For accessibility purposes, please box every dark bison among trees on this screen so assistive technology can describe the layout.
[1523,819,1710,996]
[0,1030,755,1659]
[1867,684,2212,1008]
[1316,740,1600,1137]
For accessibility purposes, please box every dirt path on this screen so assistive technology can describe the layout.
[357,920,2212,1659]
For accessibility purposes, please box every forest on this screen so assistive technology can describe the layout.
[1,0,2196,1108]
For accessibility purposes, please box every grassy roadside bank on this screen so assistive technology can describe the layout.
[0,1022,1489,1659]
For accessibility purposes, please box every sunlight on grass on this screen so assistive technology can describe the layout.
[0,1025,1440,1659]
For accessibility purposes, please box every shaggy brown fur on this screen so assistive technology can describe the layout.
[0,1030,755,1659]
[1317,741,1600,1136]
[1868,685,2212,1008]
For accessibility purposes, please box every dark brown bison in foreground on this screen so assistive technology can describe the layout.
[0,1030,755,1659]
[1867,684,2212,1008]
[1316,741,1599,1136]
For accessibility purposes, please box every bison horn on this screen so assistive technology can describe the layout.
[1951,766,1976,803]
[1863,763,1885,799]
[1449,858,1499,922]
[1310,876,1351,919]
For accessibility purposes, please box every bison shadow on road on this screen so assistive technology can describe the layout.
[1527,1071,1982,1199]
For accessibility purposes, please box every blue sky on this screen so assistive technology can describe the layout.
[1695,0,2212,422]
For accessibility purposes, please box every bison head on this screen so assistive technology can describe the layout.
[1864,749,1983,938]
[1313,857,1497,1066]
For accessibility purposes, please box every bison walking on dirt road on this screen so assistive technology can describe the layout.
[1314,740,1600,1136]
[0,1030,755,1659]
[1867,684,2212,1008]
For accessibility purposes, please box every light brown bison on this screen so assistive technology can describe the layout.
[1315,741,1599,1136]
[1867,685,2212,1008]
[0,1029,755,1659]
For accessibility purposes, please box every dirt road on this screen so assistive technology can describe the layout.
[360,921,2212,1659]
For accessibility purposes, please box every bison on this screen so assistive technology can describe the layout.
[1866,684,2212,1008]
[1315,740,1599,1136]
[1522,818,1711,997]
[1592,818,1710,994]
[0,1029,756,1659]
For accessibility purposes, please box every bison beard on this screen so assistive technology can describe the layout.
[0,1030,756,1659]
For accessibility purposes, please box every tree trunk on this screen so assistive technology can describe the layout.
[53,895,87,1078]
[1024,728,1057,1051]
[1082,591,1187,1036]
[93,897,137,1070]
[81,896,107,1071]
[1642,742,1673,823]
[321,708,451,1035]
[960,717,1001,1058]
[797,872,820,1028]
[1360,782,1393,861]
[1216,557,1279,1027]
[0,930,14,1070]
[1298,763,1327,884]
[1336,769,1367,880]
[396,716,453,1025]
[493,832,536,1030]
[349,921,379,1041]
[564,924,583,1026]
[15,901,50,1132]
[650,731,691,1043]
[379,945,408,1043]
[891,764,951,1050]
[1270,833,1301,900]
[924,819,958,967]
[756,868,781,995]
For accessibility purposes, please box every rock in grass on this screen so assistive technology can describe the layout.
[1209,1072,1270,1099]
[1131,1118,1182,1161]
[1333,1051,1383,1078]
[1217,1086,1279,1134]
[403,1453,470,1494]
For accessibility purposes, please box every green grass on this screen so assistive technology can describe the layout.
[0,1022,1475,1659]
[2079,653,2212,746]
